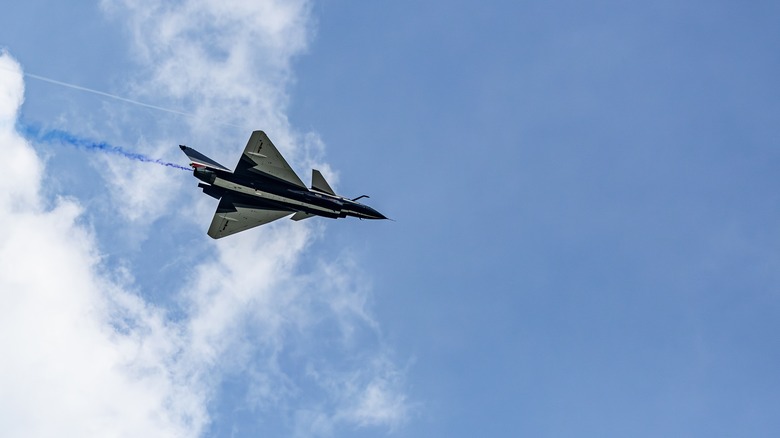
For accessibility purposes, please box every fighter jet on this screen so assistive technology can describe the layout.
[180,130,387,238]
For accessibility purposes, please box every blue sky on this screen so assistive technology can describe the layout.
[1,1,780,437]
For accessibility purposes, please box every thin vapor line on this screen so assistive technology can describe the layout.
[0,64,244,129]
[25,72,195,118]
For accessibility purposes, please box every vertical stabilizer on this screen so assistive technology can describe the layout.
[311,169,336,195]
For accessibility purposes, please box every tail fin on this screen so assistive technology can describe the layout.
[179,145,231,172]
[311,169,335,195]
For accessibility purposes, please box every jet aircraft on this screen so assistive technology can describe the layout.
[180,130,386,238]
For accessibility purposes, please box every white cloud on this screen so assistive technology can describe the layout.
[0,57,40,209]
[96,0,316,225]
[0,51,207,437]
[98,138,187,223]
[103,0,411,430]
[101,0,312,146]
[1,0,410,434]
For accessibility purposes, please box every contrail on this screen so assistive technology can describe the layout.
[24,72,196,119]
[0,64,243,129]
[22,124,191,171]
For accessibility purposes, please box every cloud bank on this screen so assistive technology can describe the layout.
[0,0,408,435]
[0,50,205,437]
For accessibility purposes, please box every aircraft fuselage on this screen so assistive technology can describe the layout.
[194,167,385,220]
[180,131,386,238]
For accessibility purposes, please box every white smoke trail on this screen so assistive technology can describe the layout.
[0,64,244,129]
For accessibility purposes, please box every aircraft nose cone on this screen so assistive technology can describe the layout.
[349,202,388,220]
[368,207,387,220]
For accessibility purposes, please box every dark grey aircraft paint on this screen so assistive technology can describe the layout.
[180,131,386,238]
